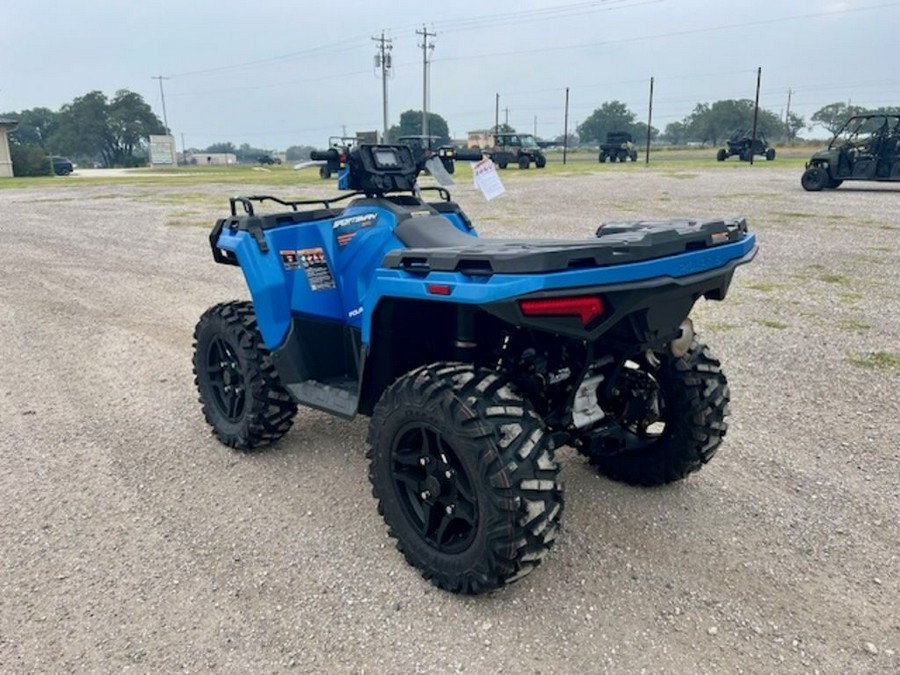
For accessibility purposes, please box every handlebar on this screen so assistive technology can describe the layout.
[310,149,340,161]
[453,149,486,162]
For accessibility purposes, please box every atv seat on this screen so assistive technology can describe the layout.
[393,215,478,248]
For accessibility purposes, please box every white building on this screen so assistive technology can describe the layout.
[0,118,17,178]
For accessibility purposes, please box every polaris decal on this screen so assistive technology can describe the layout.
[333,213,379,248]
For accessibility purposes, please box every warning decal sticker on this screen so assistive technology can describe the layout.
[280,247,335,291]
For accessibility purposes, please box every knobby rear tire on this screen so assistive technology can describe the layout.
[368,363,563,594]
[580,341,730,487]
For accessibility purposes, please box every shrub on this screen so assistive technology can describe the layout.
[10,144,52,176]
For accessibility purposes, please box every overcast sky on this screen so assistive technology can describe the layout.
[2,0,899,149]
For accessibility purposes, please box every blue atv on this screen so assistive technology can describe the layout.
[193,144,757,594]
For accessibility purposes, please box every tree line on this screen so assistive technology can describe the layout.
[3,90,166,175]
[573,100,900,147]
[7,89,896,177]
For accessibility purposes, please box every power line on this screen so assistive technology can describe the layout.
[372,32,393,140]
[151,75,170,133]
[432,2,900,64]
[416,25,436,136]
[161,0,653,81]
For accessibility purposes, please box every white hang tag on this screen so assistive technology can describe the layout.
[471,158,505,201]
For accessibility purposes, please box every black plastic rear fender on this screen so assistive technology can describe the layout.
[480,249,754,345]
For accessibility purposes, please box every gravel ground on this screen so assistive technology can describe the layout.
[1,164,898,673]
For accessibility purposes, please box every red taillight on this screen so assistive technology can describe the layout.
[427,283,452,296]
[519,296,604,326]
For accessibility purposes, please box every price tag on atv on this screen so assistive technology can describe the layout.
[424,156,455,187]
[472,157,505,201]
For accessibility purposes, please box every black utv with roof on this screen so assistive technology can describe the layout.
[801,113,900,191]
[716,130,775,162]
[599,131,638,163]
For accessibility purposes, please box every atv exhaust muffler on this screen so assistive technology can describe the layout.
[669,318,694,358]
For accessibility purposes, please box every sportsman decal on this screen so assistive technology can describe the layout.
[333,213,379,248]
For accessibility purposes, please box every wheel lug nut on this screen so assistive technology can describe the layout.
[420,490,431,500]
[444,470,453,479]
[419,457,428,466]
[445,504,455,515]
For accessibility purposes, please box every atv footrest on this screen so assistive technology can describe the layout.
[286,377,358,419]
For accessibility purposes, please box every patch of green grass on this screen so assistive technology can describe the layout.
[819,273,852,285]
[847,351,900,370]
[663,172,699,180]
[165,217,209,229]
[836,318,871,332]
[771,211,816,219]
[753,318,789,330]
[850,254,884,265]
[743,280,787,292]
[703,321,738,332]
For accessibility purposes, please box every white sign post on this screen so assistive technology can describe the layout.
[148,134,177,166]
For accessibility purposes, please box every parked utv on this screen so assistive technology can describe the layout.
[801,113,900,191]
[396,135,458,174]
[716,130,775,162]
[193,143,756,594]
[599,131,638,163]
[258,154,282,165]
[51,156,74,176]
[318,136,358,179]
[486,132,547,169]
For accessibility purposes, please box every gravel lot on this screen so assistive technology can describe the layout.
[1,164,898,673]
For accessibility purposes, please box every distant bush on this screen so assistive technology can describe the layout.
[120,155,148,168]
[10,144,51,176]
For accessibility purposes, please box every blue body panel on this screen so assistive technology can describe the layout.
[217,206,756,351]
[360,234,756,342]
[220,204,476,348]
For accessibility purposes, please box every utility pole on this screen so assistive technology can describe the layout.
[416,25,436,137]
[784,88,793,144]
[181,132,186,165]
[152,75,170,134]
[372,32,393,142]
[563,87,570,165]
[750,67,762,165]
[494,93,500,137]
[503,107,510,127]
[645,76,654,164]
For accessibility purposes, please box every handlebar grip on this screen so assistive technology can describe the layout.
[310,149,339,161]
[453,149,485,162]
